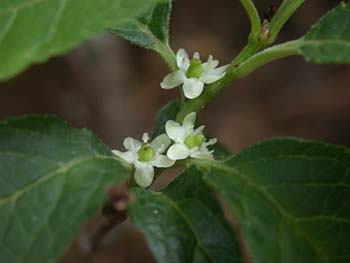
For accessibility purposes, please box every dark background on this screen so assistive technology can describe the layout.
[0,1,349,262]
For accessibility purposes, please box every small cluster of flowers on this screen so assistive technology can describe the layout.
[113,112,217,187]
[113,49,227,187]
[161,49,228,99]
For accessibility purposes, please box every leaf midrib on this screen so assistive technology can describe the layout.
[0,155,113,207]
[133,19,168,50]
[0,0,47,16]
[195,159,331,260]
[301,39,350,47]
[155,193,217,263]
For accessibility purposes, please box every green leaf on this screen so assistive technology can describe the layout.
[110,0,176,70]
[299,2,350,63]
[0,0,159,81]
[128,166,243,263]
[196,138,350,263]
[0,115,129,262]
[111,0,171,48]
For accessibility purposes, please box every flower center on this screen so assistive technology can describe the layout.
[185,133,205,149]
[138,143,154,162]
[186,58,204,78]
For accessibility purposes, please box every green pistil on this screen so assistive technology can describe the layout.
[185,133,205,149]
[186,58,204,78]
[138,144,154,162]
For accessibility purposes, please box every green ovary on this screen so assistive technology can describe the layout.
[185,133,205,149]
[186,58,204,78]
[138,144,154,162]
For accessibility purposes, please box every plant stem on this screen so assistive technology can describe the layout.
[234,39,302,79]
[175,0,306,122]
[231,0,264,66]
[79,187,130,251]
[269,0,305,43]
[239,0,261,41]
[176,66,235,122]
[232,39,264,65]
[158,43,177,71]
[176,39,302,122]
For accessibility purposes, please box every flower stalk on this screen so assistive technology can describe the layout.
[268,0,306,44]
[239,0,261,42]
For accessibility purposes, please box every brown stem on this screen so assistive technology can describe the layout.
[78,186,132,252]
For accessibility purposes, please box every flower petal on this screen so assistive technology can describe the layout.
[183,78,204,99]
[189,147,214,160]
[123,137,142,151]
[199,74,222,84]
[112,150,137,164]
[176,48,190,71]
[160,70,186,89]
[134,162,154,188]
[167,143,190,160]
[206,138,218,146]
[194,125,205,134]
[199,64,227,84]
[183,112,196,130]
[210,64,229,76]
[151,133,171,153]
[165,120,186,142]
[202,58,219,72]
[151,154,175,168]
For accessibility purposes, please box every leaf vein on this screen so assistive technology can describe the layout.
[0,155,113,207]
[0,10,17,45]
[159,194,217,263]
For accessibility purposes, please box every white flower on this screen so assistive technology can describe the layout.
[160,49,228,99]
[112,133,175,188]
[165,112,217,160]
